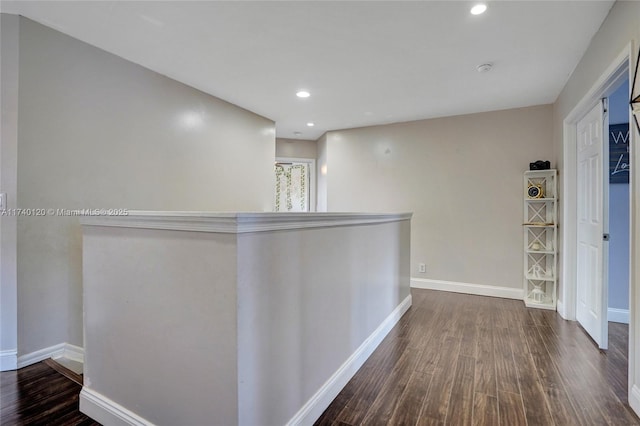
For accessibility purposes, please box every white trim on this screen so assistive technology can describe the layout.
[17,343,65,368]
[0,349,17,371]
[561,43,638,417]
[561,43,632,322]
[286,294,412,426]
[17,342,84,368]
[630,384,640,417]
[0,12,20,381]
[561,119,578,321]
[410,278,523,300]
[80,387,154,426]
[609,307,630,324]
[557,299,567,319]
[58,343,84,363]
[276,157,317,212]
[81,212,412,233]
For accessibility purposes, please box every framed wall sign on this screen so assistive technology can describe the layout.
[609,123,629,184]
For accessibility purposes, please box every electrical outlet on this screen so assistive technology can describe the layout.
[418,263,426,273]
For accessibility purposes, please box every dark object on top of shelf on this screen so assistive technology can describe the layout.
[530,160,551,170]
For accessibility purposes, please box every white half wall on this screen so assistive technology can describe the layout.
[80,212,411,425]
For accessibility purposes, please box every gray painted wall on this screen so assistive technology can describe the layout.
[276,138,317,159]
[316,133,328,212]
[320,105,553,289]
[13,17,275,356]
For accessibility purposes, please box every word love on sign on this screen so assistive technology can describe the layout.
[609,123,630,184]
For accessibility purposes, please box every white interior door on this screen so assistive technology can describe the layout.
[576,100,609,349]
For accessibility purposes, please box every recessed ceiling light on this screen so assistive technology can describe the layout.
[307,122,315,127]
[294,131,302,136]
[470,4,487,15]
[477,63,493,73]
[296,90,310,98]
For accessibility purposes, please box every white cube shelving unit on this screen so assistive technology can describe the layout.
[523,169,557,310]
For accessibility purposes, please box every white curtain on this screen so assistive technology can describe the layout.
[275,163,308,212]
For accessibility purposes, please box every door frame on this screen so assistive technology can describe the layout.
[275,157,317,212]
[560,42,637,410]
[0,14,19,372]
[560,43,631,321]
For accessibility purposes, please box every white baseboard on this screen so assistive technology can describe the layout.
[0,349,17,371]
[557,299,567,319]
[17,343,65,368]
[59,343,84,363]
[80,387,154,426]
[608,307,630,324]
[17,342,84,369]
[286,294,413,426]
[411,278,523,300]
[629,384,640,418]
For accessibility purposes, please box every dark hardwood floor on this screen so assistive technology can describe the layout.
[316,289,639,426]
[0,289,636,425]
[0,359,99,425]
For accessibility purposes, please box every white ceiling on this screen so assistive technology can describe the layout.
[1,1,614,140]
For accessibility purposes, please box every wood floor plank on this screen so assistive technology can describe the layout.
[445,355,475,426]
[472,393,498,426]
[314,391,353,426]
[542,385,582,426]
[493,327,520,395]
[417,328,459,375]
[459,308,479,358]
[537,324,609,425]
[360,347,423,425]
[498,390,527,426]
[419,366,457,423]
[474,327,496,397]
[43,358,83,386]
[540,322,638,425]
[416,416,444,426]
[418,335,462,423]
[522,324,580,425]
[387,371,432,426]
[335,337,411,425]
[509,325,555,425]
